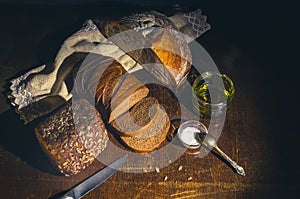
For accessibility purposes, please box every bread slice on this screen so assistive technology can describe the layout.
[108,74,149,123]
[120,106,170,153]
[111,97,160,137]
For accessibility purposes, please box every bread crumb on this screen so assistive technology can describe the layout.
[178,165,183,171]
[168,160,172,164]
[164,176,168,181]
[187,177,193,181]
[142,168,147,172]
[155,167,160,173]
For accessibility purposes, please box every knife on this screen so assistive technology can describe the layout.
[52,154,128,199]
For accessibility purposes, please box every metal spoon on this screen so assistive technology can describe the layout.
[197,132,246,176]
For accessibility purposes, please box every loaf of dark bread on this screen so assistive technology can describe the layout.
[35,99,109,176]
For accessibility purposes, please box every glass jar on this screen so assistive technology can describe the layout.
[192,72,235,119]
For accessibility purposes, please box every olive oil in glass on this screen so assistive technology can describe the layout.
[192,72,235,118]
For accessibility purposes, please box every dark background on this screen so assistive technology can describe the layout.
[0,0,298,198]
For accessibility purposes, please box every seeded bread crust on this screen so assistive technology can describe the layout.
[35,99,109,176]
[120,106,170,153]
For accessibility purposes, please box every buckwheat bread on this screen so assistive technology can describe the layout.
[111,97,159,137]
[120,106,170,153]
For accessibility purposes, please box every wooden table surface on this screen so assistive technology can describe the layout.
[0,2,299,199]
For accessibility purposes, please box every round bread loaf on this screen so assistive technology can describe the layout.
[35,99,109,176]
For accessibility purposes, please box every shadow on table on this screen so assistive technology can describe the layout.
[0,108,61,176]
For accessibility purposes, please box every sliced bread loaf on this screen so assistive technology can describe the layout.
[111,97,159,137]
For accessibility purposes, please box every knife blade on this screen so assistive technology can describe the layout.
[55,154,128,199]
